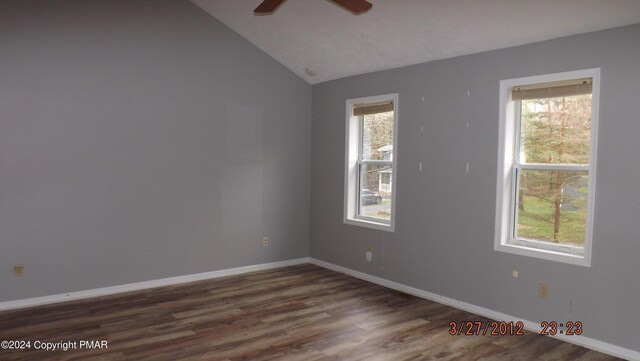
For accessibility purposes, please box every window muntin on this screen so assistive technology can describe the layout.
[345,94,398,231]
[495,69,599,266]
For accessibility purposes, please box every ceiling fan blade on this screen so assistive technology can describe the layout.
[330,0,372,14]
[254,0,287,14]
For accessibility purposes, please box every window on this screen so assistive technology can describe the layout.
[495,69,600,266]
[344,94,398,231]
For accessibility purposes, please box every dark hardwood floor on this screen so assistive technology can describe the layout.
[0,264,621,360]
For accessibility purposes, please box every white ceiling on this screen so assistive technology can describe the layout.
[192,0,640,84]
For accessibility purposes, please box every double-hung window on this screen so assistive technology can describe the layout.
[495,69,600,266]
[344,94,398,231]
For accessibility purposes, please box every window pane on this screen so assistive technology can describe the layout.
[358,163,393,221]
[515,169,588,246]
[520,95,591,164]
[362,111,394,161]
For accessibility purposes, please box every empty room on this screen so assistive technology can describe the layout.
[1,0,640,360]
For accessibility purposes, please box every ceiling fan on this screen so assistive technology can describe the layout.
[254,0,372,15]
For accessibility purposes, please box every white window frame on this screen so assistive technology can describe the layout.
[344,93,399,232]
[495,69,600,267]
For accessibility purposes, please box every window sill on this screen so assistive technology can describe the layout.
[495,242,590,267]
[344,217,394,232]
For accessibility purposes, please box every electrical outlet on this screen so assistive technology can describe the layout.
[365,250,373,262]
[512,270,519,278]
[262,237,269,247]
[539,283,549,299]
[14,264,24,276]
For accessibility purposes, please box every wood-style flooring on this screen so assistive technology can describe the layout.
[0,264,621,360]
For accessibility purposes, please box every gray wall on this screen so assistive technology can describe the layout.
[0,0,310,302]
[311,24,640,351]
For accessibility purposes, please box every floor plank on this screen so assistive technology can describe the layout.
[0,264,622,360]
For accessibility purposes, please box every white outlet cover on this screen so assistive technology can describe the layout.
[365,251,373,262]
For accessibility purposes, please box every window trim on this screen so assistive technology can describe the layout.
[494,69,600,267]
[344,93,399,232]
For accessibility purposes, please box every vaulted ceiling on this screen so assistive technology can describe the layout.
[192,0,640,84]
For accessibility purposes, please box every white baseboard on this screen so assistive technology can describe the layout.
[0,257,310,312]
[2,256,637,360]
[309,258,640,361]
